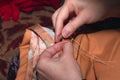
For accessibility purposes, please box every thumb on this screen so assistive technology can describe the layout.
[41,42,64,59]
[62,42,74,60]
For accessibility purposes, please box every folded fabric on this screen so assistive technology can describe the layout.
[16,24,55,80]
[16,24,120,80]
[0,0,60,21]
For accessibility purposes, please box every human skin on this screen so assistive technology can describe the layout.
[36,0,120,79]
[52,0,120,42]
[37,42,82,80]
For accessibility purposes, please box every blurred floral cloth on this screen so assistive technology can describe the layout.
[0,0,60,21]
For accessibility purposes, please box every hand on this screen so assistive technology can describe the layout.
[52,0,120,42]
[37,42,82,80]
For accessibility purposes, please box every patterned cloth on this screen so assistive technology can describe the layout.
[0,0,60,21]
[28,26,54,80]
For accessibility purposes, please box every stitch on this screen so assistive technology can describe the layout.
[69,37,113,65]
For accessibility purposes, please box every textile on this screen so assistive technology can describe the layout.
[16,24,120,80]
[0,0,60,21]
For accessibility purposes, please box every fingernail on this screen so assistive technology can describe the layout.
[55,33,62,42]
[62,30,70,38]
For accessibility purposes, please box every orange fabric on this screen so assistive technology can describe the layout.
[16,24,54,80]
[16,29,31,80]
[16,24,120,80]
[73,29,120,80]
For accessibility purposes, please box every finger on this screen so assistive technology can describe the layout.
[41,42,65,59]
[62,12,87,38]
[62,42,74,59]
[37,70,48,80]
[55,6,70,42]
[52,8,61,27]
[53,51,61,58]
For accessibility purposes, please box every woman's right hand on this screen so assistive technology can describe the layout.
[52,0,120,42]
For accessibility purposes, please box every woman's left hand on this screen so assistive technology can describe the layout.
[37,42,82,80]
